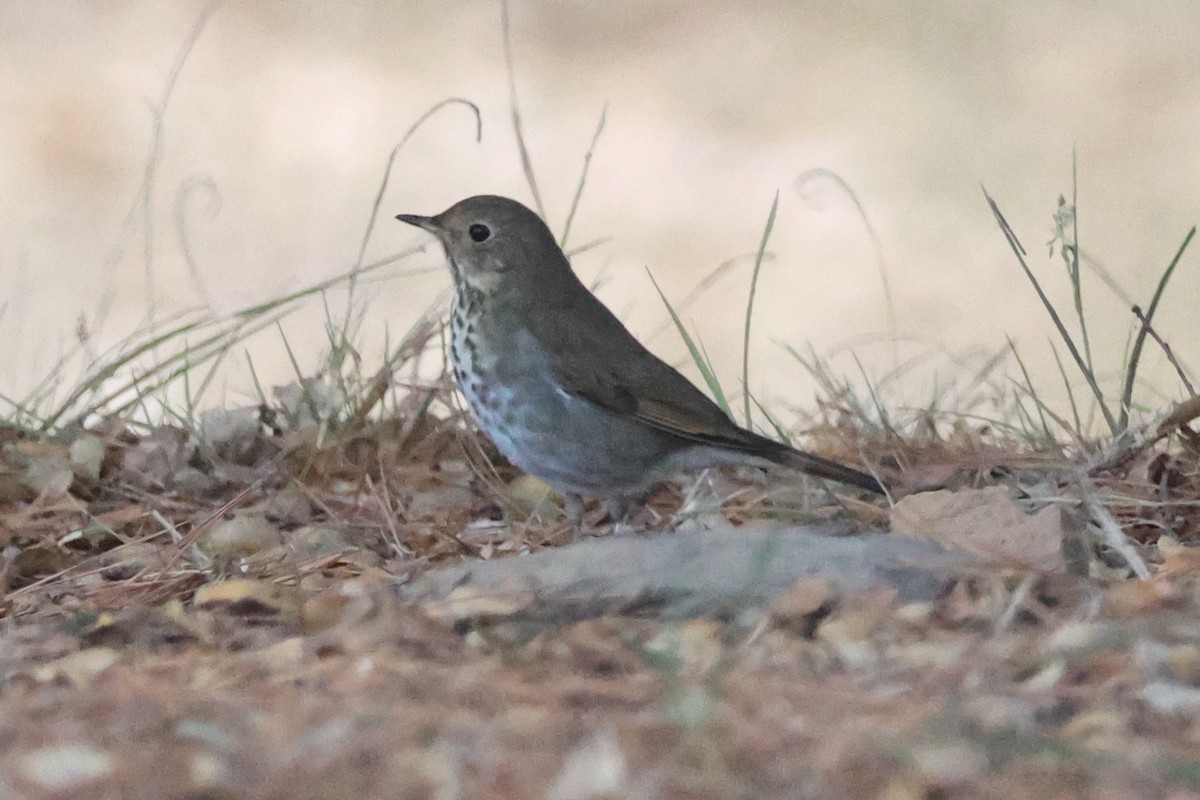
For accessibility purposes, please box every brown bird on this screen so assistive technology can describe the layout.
[397,195,884,522]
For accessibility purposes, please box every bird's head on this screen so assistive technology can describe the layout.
[396,195,569,297]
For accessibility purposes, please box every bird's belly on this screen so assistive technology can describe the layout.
[492,390,672,496]
[449,320,670,496]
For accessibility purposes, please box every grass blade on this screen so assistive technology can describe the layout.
[500,0,545,220]
[742,191,779,427]
[1049,341,1083,437]
[647,269,731,416]
[1118,226,1195,429]
[1006,337,1052,442]
[1066,150,1095,382]
[560,103,607,249]
[343,97,481,342]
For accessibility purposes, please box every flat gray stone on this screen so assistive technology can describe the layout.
[401,523,965,625]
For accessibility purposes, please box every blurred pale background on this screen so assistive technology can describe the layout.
[3,1,1199,427]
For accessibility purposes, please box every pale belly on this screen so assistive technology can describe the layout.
[448,296,676,498]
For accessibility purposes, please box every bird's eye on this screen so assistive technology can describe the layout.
[468,223,491,243]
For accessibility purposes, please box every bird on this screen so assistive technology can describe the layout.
[396,195,885,523]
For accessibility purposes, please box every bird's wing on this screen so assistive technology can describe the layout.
[524,303,887,495]
[526,304,754,448]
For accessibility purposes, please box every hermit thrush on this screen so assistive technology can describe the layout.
[396,195,884,521]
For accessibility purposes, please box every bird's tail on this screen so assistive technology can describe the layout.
[750,434,886,495]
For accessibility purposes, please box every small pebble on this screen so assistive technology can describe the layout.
[17,744,113,790]
[202,515,281,556]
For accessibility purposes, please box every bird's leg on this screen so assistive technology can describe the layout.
[603,496,632,523]
[563,493,586,528]
[564,496,632,530]
[563,494,644,531]
[563,494,622,533]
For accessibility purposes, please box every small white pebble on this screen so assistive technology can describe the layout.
[1142,681,1200,714]
[546,729,628,800]
[17,744,113,790]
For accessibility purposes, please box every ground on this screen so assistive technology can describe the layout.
[0,389,1199,800]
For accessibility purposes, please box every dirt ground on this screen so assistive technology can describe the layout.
[1,397,1199,800]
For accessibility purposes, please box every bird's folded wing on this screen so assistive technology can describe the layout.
[529,307,752,447]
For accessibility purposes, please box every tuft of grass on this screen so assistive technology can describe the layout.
[9,82,488,441]
[8,249,430,436]
[984,160,1195,444]
[983,186,1120,437]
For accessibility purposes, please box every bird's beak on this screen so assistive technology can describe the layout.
[395,213,439,234]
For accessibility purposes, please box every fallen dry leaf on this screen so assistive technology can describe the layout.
[891,486,1066,571]
[31,647,119,688]
[193,578,304,618]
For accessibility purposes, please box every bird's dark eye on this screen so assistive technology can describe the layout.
[468,223,491,242]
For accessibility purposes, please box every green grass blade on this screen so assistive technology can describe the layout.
[1067,150,1095,382]
[1118,225,1195,430]
[742,190,779,427]
[1049,341,1083,437]
[1005,337,1052,442]
[647,268,731,416]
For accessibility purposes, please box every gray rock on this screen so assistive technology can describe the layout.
[401,523,964,625]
